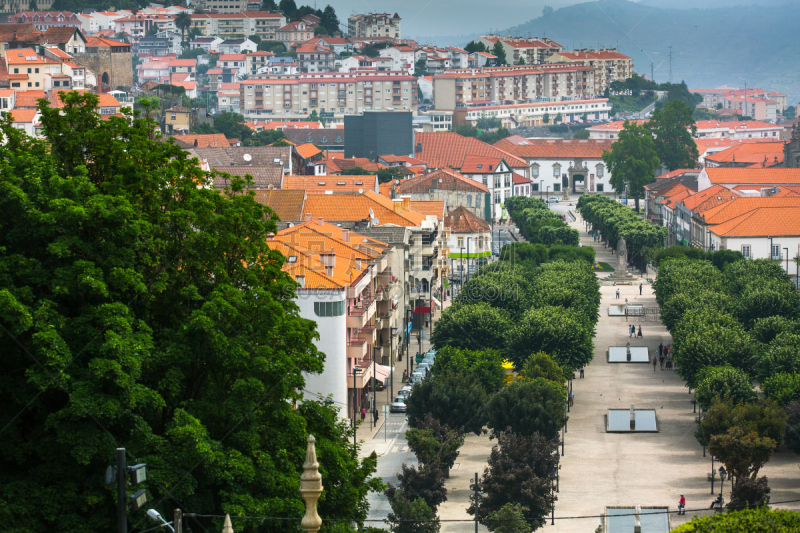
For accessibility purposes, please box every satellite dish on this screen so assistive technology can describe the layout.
[368,208,375,218]
[358,188,364,193]
[243,154,252,162]
[372,217,379,226]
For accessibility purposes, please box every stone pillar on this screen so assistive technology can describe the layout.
[300,435,324,533]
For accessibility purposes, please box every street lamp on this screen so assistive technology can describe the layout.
[785,247,789,275]
[146,510,175,533]
[352,367,363,445]
[539,179,544,200]
[390,327,398,401]
[373,346,381,428]
[717,466,727,509]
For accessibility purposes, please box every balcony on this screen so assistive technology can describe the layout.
[357,323,377,344]
[346,299,376,328]
[347,337,368,359]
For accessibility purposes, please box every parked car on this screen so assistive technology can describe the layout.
[547,197,560,204]
[398,385,413,399]
[390,396,407,413]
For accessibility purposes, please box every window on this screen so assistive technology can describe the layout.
[530,163,539,177]
[457,237,464,248]
[476,195,481,208]
[596,163,604,177]
[313,300,345,317]
[494,191,500,204]
[494,176,501,188]
[553,183,561,192]
[771,244,781,260]
[553,163,561,177]
[532,183,539,192]
[504,175,511,187]
[741,245,751,259]
[467,195,472,207]
[596,184,604,192]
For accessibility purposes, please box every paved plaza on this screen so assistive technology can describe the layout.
[360,203,800,531]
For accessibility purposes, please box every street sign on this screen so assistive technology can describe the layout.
[382,405,390,416]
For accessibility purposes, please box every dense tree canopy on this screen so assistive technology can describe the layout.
[430,303,512,353]
[646,100,700,171]
[484,379,567,440]
[0,94,380,532]
[601,120,661,211]
[671,507,800,532]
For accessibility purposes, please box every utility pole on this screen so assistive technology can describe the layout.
[174,509,183,533]
[668,46,672,83]
[470,473,481,533]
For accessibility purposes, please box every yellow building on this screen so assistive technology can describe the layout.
[164,105,191,134]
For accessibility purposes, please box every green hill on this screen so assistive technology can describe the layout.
[501,0,800,103]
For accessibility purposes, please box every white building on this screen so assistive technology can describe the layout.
[219,37,257,54]
[379,45,419,74]
[347,12,401,39]
[460,155,515,220]
[494,135,615,195]
[588,119,783,141]
[443,206,492,279]
[190,36,223,52]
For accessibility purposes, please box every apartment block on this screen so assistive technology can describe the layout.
[238,71,418,125]
[347,13,400,39]
[479,35,563,65]
[546,48,633,94]
[433,64,597,111]
[190,12,286,39]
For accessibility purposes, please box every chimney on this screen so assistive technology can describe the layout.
[341,228,349,242]
[296,274,305,288]
[305,212,312,222]
[393,199,403,213]
[402,197,410,210]
[266,232,275,240]
[317,216,324,226]
[355,257,362,270]
[194,138,198,146]
[325,266,334,276]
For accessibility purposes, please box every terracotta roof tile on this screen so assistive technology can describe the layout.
[702,197,800,225]
[413,132,527,170]
[14,91,46,108]
[251,189,305,221]
[444,205,491,233]
[282,174,377,193]
[171,133,230,148]
[710,207,800,237]
[704,168,800,185]
[303,190,428,226]
[9,108,37,122]
[705,142,784,166]
[408,200,445,220]
[395,168,488,194]
[495,136,614,158]
[295,142,322,159]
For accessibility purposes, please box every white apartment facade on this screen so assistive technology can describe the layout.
[347,12,401,39]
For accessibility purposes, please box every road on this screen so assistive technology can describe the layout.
[363,414,416,529]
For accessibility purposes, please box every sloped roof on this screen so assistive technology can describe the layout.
[702,197,800,225]
[9,108,37,122]
[413,132,527,170]
[680,184,739,213]
[710,207,800,237]
[284,128,343,146]
[705,142,784,166]
[193,145,292,167]
[460,155,503,173]
[171,133,230,148]
[15,90,46,108]
[41,25,83,44]
[408,200,445,220]
[495,135,613,158]
[705,168,800,185]
[334,158,385,172]
[295,142,322,159]
[251,189,305,221]
[444,205,491,233]
[210,165,283,189]
[395,168,488,194]
[282,174,377,193]
[303,190,428,226]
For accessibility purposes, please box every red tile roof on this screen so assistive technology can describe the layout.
[710,206,800,237]
[413,132,527,170]
[495,135,613,158]
[704,168,800,185]
[704,142,784,166]
[702,197,800,225]
[282,174,377,193]
[171,133,230,148]
[395,167,488,194]
[460,155,503,173]
[303,191,428,226]
[444,205,491,233]
[295,142,322,159]
[409,200,445,220]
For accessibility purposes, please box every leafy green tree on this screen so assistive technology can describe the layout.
[784,401,800,454]
[0,93,379,532]
[213,110,251,140]
[762,372,800,406]
[413,58,427,77]
[694,366,756,410]
[671,507,800,532]
[485,379,567,440]
[696,397,786,449]
[262,0,278,10]
[751,316,799,344]
[506,306,593,371]
[341,166,372,175]
[248,128,287,146]
[320,5,340,34]
[464,40,486,53]
[672,308,759,388]
[405,374,488,435]
[457,269,534,319]
[431,346,505,394]
[709,426,777,480]
[485,503,530,533]
[573,128,590,139]
[491,41,507,65]
[542,112,550,124]
[516,57,525,65]
[555,112,562,124]
[738,281,800,329]
[646,99,699,171]
[431,303,511,353]
[406,414,465,471]
[602,120,660,212]
[279,0,297,19]
[468,431,557,530]
[519,352,565,384]
[727,476,770,510]
[477,112,502,130]
[307,109,325,125]
[387,493,440,533]
[757,332,800,381]
[785,105,796,120]
[377,166,404,184]
[660,290,735,333]
[386,465,447,512]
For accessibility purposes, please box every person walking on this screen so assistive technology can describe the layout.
[678,494,686,515]
[630,324,635,337]
[373,408,379,426]
[653,355,658,371]
[639,283,643,295]
[579,366,585,378]
[659,352,665,370]
[658,342,663,358]
[360,406,366,421]
[616,288,620,299]
[568,390,574,407]
[637,325,643,338]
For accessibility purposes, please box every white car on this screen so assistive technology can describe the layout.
[547,197,560,204]
[390,396,407,413]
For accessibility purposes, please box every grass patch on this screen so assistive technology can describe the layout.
[593,262,615,272]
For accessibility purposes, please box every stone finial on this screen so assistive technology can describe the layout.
[300,435,324,533]
[222,514,233,533]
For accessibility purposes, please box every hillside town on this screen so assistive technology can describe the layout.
[2,1,800,533]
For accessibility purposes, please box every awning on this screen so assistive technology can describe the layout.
[373,364,391,383]
[432,297,442,308]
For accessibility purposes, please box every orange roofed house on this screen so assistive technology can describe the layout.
[265,214,406,421]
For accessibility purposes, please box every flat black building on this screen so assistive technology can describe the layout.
[344,111,413,159]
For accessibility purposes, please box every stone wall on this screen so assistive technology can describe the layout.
[73,49,133,90]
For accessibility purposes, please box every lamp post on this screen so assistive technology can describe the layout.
[717,466,727,509]
[539,179,544,199]
[405,307,411,380]
[710,456,716,495]
[390,327,398,401]
[373,346,380,428]
[784,247,789,275]
[352,368,363,445]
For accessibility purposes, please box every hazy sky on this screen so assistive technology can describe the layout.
[327,0,590,40]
